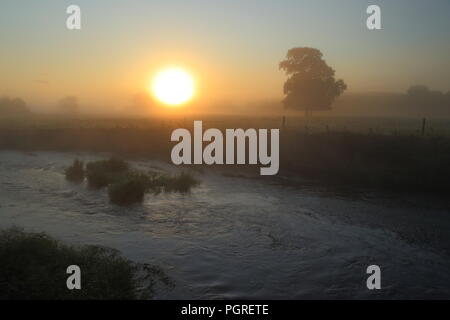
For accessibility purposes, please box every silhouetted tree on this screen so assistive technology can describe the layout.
[407,85,430,98]
[0,96,30,115]
[279,47,346,116]
[58,96,79,114]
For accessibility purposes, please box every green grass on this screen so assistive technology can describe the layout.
[151,171,200,193]
[107,171,199,205]
[86,158,129,188]
[0,227,172,300]
[108,173,148,205]
[64,159,85,183]
[68,157,199,205]
[282,132,450,193]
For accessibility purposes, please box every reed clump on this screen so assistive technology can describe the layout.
[64,159,85,183]
[64,157,199,205]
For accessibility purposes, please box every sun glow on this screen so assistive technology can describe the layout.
[151,68,195,106]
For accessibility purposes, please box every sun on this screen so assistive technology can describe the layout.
[151,68,195,106]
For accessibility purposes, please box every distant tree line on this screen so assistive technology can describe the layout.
[279,47,450,118]
[407,85,450,108]
[0,97,30,116]
[328,88,450,118]
[58,96,79,114]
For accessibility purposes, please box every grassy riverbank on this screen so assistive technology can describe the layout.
[282,132,450,193]
[0,227,172,300]
[2,116,450,194]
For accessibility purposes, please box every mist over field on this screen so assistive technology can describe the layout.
[1,0,450,301]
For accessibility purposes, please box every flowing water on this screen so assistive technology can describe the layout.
[0,150,449,299]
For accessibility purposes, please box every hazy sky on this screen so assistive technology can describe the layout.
[1,0,449,110]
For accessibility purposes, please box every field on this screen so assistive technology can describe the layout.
[2,113,450,135]
[1,113,450,194]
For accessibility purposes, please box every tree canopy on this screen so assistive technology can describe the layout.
[406,85,450,114]
[279,47,346,114]
[58,96,79,114]
[0,96,30,116]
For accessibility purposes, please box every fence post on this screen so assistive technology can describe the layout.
[421,118,426,136]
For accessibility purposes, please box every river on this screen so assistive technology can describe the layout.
[0,150,449,299]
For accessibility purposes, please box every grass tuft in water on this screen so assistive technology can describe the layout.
[151,171,200,193]
[64,159,85,183]
[108,173,148,205]
[69,157,199,205]
[85,157,128,188]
